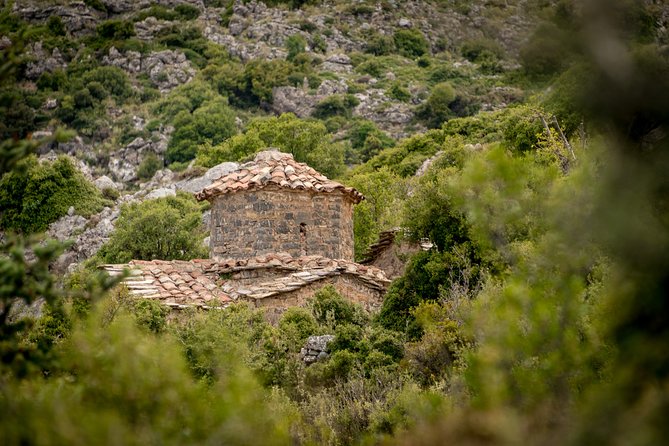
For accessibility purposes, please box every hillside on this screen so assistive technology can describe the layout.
[2,0,669,445]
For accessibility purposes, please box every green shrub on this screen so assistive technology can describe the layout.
[239,59,294,104]
[46,16,66,36]
[196,113,344,178]
[130,299,170,333]
[36,69,67,91]
[502,105,545,152]
[174,4,201,20]
[393,29,429,58]
[309,285,367,328]
[365,32,396,56]
[286,34,307,61]
[310,34,327,53]
[387,82,411,102]
[165,99,237,164]
[82,66,133,100]
[96,20,135,40]
[137,152,163,181]
[416,82,456,128]
[356,57,385,77]
[96,192,208,263]
[101,187,120,201]
[278,307,318,341]
[312,94,359,119]
[519,23,570,79]
[0,91,36,140]
[460,38,504,63]
[0,155,108,233]
[84,0,106,12]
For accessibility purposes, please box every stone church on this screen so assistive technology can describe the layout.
[103,149,390,315]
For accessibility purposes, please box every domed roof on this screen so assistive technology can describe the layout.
[195,149,364,203]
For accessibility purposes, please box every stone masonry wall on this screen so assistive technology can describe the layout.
[252,275,385,323]
[210,188,354,261]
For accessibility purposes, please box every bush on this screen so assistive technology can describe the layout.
[387,82,411,102]
[165,99,237,165]
[312,94,360,119]
[286,34,307,61]
[239,59,293,105]
[137,152,163,181]
[0,155,108,233]
[460,38,504,63]
[365,32,396,56]
[96,20,135,40]
[96,192,208,263]
[174,4,201,20]
[309,285,367,328]
[82,66,133,100]
[502,105,545,152]
[278,307,318,342]
[393,29,429,58]
[47,16,66,36]
[196,113,345,178]
[416,82,456,128]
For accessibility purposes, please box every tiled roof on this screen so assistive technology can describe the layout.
[195,149,364,204]
[101,253,389,308]
[102,259,230,309]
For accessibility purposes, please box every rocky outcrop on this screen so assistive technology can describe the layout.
[100,0,204,14]
[272,80,413,135]
[47,161,237,272]
[107,132,170,183]
[24,42,67,80]
[13,1,102,36]
[103,47,195,92]
[300,335,335,364]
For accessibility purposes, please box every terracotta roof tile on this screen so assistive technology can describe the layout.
[100,253,389,309]
[195,149,364,204]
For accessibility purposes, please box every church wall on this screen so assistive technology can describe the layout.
[209,188,354,261]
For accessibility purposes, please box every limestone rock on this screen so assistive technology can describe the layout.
[103,47,195,92]
[176,162,240,194]
[94,175,119,191]
[300,335,335,364]
[25,42,67,80]
[14,2,102,36]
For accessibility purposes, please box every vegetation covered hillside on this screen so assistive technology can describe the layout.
[2,0,669,445]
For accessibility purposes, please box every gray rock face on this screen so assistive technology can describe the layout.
[94,175,119,192]
[25,42,67,80]
[300,335,335,364]
[100,0,204,14]
[14,1,103,36]
[103,47,195,92]
[272,80,413,136]
[176,162,240,194]
[107,134,169,183]
[271,79,349,118]
[321,53,353,74]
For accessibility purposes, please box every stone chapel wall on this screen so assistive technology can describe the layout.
[209,188,354,261]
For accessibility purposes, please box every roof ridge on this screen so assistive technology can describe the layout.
[195,149,363,203]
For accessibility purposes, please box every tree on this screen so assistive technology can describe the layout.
[0,155,109,234]
[417,82,456,128]
[97,192,208,263]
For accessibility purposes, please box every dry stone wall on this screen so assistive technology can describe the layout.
[210,188,354,261]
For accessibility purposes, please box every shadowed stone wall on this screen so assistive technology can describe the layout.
[210,188,354,261]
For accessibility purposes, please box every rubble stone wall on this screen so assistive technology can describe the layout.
[210,188,354,261]
[253,274,384,323]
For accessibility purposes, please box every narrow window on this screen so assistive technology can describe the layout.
[300,223,307,256]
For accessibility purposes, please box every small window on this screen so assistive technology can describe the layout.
[300,223,307,256]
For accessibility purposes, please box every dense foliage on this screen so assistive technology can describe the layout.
[96,192,208,263]
[2,0,669,445]
[0,155,109,233]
